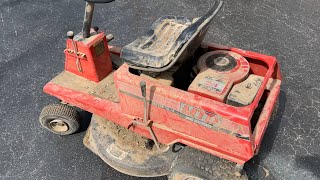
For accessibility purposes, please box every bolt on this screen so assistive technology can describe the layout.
[145,139,155,150]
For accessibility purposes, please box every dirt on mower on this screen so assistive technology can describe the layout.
[93,115,168,164]
[91,71,119,102]
[50,71,96,92]
[50,71,119,103]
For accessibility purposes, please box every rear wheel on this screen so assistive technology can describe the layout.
[168,147,248,180]
[39,104,80,135]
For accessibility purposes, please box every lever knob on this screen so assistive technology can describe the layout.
[140,81,146,97]
[67,31,74,39]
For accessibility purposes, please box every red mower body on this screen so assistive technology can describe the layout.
[43,31,281,165]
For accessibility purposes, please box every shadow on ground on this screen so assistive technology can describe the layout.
[295,155,320,179]
[245,90,287,179]
[78,110,93,133]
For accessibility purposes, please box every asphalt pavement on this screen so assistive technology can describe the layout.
[0,0,319,179]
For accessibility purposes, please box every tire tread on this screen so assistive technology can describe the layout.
[39,104,80,135]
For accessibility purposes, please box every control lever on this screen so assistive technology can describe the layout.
[106,34,114,42]
[140,81,148,123]
[139,81,162,151]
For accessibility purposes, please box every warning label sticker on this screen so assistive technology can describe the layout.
[198,76,227,93]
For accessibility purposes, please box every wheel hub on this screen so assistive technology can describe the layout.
[182,177,203,180]
[49,119,69,132]
[174,173,203,180]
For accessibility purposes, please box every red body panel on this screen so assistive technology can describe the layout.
[44,41,281,164]
[64,32,113,82]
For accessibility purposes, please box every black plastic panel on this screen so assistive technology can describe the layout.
[120,1,223,72]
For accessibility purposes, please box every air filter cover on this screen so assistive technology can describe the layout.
[188,50,250,102]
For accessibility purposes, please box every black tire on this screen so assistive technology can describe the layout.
[168,147,248,180]
[39,104,80,135]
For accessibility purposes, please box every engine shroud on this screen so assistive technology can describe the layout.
[188,50,250,102]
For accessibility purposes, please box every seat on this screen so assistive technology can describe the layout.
[121,1,223,72]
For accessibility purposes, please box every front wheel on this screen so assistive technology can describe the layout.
[39,104,80,135]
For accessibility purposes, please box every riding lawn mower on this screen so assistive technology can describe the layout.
[39,0,282,179]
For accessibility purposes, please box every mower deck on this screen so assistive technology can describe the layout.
[83,115,177,177]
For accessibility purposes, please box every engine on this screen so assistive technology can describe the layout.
[188,50,263,106]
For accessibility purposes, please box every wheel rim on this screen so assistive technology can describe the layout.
[174,174,203,180]
[49,119,69,132]
[182,176,203,180]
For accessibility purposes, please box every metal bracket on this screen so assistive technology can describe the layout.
[64,49,87,59]
[127,117,163,151]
